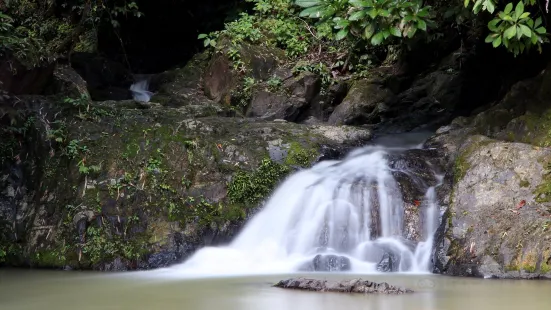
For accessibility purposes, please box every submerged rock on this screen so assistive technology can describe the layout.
[300,254,351,272]
[377,252,400,272]
[274,278,413,294]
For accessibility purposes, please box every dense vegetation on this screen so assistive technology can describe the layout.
[0,0,142,67]
[2,0,548,71]
[198,0,549,77]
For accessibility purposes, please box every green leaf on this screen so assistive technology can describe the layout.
[349,0,369,8]
[295,0,322,8]
[379,10,390,17]
[492,36,502,47]
[520,42,525,53]
[503,36,509,48]
[203,39,210,47]
[504,25,517,39]
[464,0,470,8]
[515,1,524,20]
[390,27,401,37]
[519,24,532,38]
[348,10,366,21]
[504,3,513,14]
[531,32,538,44]
[371,32,384,45]
[299,6,325,17]
[364,24,376,39]
[488,19,500,31]
[417,19,427,31]
[407,27,418,38]
[335,28,349,40]
[382,30,390,39]
[473,0,483,13]
[210,40,217,47]
[535,27,546,34]
[367,9,378,19]
[519,12,530,19]
[485,33,496,43]
[198,34,207,39]
[417,9,429,18]
[535,17,542,28]
[484,0,495,14]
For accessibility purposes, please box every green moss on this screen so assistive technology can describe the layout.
[285,142,318,168]
[534,160,551,203]
[515,109,551,146]
[228,158,291,206]
[453,137,494,183]
[520,179,530,188]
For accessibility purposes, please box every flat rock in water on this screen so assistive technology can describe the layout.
[273,278,413,294]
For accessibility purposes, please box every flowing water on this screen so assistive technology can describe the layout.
[130,78,153,102]
[1,270,551,310]
[159,130,441,276]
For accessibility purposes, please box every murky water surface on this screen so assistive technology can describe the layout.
[1,270,551,309]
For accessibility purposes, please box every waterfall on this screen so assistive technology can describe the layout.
[164,133,441,276]
[130,78,153,102]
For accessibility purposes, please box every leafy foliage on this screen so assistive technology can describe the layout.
[1,0,143,66]
[465,0,548,56]
[297,0,432,45]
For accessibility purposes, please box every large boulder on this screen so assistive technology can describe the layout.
[203,43,285,105]
[45,64,90,98]
[246,72,321,121]
[328,80,396,126]
[433,135,551,279]
[0,98,372,270]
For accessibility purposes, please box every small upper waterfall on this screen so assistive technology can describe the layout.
[163,132,442,276]
[130,77,154,102]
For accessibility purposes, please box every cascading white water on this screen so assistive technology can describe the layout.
[161,133,441,277]
[130,78,153,102]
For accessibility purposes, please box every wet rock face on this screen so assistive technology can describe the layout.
[274,278,413,294]
[377,252,400,272]
[433,136,551,279]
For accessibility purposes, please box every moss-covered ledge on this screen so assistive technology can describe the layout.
[0,98,371,270]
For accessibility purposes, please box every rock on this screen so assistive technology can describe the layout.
[283,72,321,104]
[328,80,396,126]
[0,97,372,270]
[303,254,351,272]
[45,64,90,98]
[377,252,400,272]
[433,135,551,279]
[0,54,55,94]
[203,43,284,104]
[274,277,413,294]
[149,53,221,108]
[247,90,307,121]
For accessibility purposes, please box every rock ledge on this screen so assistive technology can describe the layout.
[273,277,413,294]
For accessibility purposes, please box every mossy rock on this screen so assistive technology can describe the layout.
[0,97,371,270]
